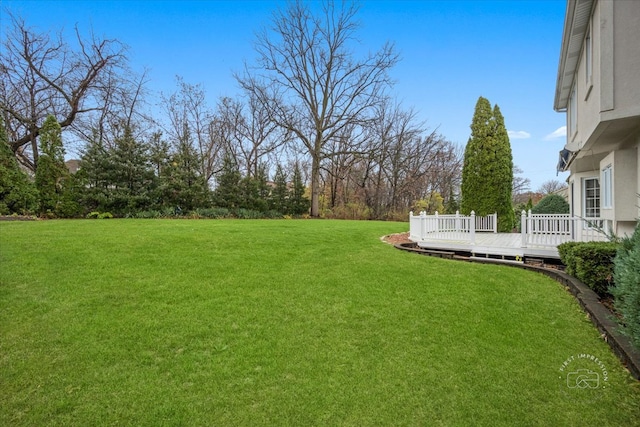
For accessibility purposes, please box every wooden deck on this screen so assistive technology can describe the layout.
[414,232,561,260]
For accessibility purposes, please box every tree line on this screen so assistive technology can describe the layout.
[1,2,465,220]
[1,113,311,218]
[4,2,564,221]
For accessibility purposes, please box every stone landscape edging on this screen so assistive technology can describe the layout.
[393,241,640,381]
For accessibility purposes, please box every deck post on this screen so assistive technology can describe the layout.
[493,212,498,233]
[528,210,533,247]
[470,211,476,245]
[420,211,427,240]
[455,211,461,233]
[409,211,414,240]
[435,211,439,234]
[520,210,527,247]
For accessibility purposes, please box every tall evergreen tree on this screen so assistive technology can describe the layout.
[254,163,271,212]
[239,176,260,211]
[289,162,309,215]
[109,125,157,214]
[491,105,515,230]
[460,97,514,232]
[79,132,116,213]
[35,115,67,215]
[0,117,37,214]
[149,131,171,178]
[271,163,288,213]
[213,154,242,209]
[159,134,210,212]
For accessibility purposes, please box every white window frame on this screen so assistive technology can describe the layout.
[602,165,612,209]
[583,177,600,219]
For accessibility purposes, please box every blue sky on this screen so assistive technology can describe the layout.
[2,0,569,190]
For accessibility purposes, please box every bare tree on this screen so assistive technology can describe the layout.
[512,165,532,202]
[215,95,288,179]
[323,124,362,209]
[538,179,567,195]
[73,67,152,151]
[237,0,399,216]
[161,77,221,185]
[323,97,463,219]
[0,13,126,171]
[424,139,463,208]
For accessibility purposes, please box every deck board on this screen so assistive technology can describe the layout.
[414,232,560,259]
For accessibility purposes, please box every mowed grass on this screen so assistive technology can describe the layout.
[1,219,639,426]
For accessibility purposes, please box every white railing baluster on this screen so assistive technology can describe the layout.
[518,211,609,248]
[409,210,495,244]
[409,210,610,248]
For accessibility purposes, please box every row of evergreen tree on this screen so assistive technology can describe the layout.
[0,116,309,218]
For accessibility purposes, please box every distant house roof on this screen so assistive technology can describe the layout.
[65,159,81,174]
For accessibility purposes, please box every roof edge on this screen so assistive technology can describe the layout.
[553,0,595,111]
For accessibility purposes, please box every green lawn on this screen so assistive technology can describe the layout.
[1,219,639,426]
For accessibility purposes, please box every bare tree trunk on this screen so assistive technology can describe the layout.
[310,154,321,217]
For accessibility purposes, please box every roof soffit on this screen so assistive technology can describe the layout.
[554,0,594,111]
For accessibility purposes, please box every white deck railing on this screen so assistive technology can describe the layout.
[520,210,610,248]
[409,211,497,245]
[409,210,611,249]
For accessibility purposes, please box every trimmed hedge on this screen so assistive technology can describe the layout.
[612,224,640,349]
[558,241,618,296]
[557,241,580,276]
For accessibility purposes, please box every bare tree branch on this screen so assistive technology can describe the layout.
[236,0,399,216]
[1,12,127,171]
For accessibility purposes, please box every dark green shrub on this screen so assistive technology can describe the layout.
[531,194,570,214]
[235,208,263,219]
[558,241,580,276]
[161,207,177,217]
[194,208,231,219]
[571,242,618,296]
[612,224,640,349]
[264,210,283,219]
[135,210,161,219]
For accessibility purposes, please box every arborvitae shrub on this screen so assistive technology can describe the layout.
[559,241,617,296]
[612,224,640,349]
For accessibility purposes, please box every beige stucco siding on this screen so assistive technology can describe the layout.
[609,0,640,121]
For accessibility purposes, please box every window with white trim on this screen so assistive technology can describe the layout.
[602,165,612,208]
[583,177,600,218]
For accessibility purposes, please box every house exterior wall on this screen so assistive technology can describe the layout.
[569,0,601,152]
[569,0,640,153]
[609,0,640,121]
[599,146,638,236]
[558,0,640,239]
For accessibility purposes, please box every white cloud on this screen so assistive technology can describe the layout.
[544,126,567,140]
[507,130,531,139]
